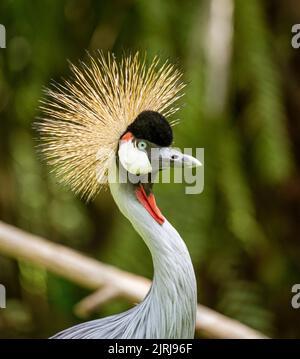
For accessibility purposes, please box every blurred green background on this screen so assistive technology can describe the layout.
[1,0,300,338]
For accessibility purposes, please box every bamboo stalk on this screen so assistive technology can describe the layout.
[74,286,121,318]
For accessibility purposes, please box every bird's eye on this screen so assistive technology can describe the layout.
[137,141,147,150]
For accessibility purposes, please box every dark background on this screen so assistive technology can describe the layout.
[0,0,300,338]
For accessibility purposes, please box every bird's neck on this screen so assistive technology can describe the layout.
[108,167,197,338]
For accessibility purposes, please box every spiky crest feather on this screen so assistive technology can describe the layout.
[35,52,185,200]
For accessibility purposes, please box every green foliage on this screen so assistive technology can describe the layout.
[235,0,293,184]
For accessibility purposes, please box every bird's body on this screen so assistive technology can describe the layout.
[36,52,200,339]
[52,162,197,339]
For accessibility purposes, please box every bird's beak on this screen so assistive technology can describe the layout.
[159,147,202,169]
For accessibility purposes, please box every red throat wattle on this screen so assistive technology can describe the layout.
[135,184,165,225]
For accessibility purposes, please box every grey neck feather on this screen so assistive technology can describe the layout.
[109,167,197,339]
[51,164,197,339]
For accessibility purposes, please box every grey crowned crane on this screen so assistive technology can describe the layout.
[36,52,201,339]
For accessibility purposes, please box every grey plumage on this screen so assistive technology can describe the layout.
[52,165,197,339]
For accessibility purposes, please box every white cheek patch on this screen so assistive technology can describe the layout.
[118,140,152,175]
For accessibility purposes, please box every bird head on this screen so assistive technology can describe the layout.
[35,52,201,219]
[118,110,201,177]
[117,110,201,225]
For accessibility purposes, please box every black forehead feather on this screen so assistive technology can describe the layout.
[126,111,173,147]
